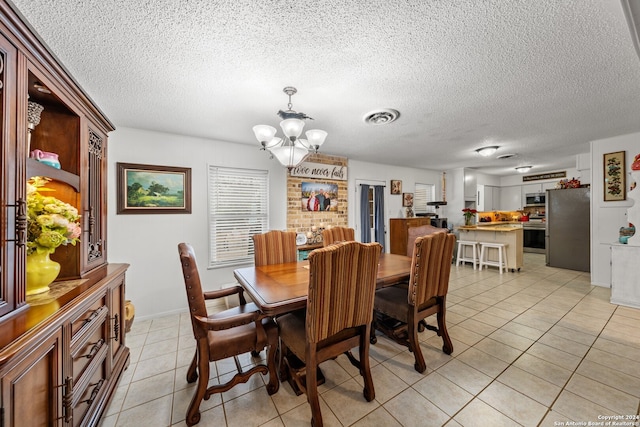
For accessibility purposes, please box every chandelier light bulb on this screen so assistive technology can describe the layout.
[253,125,277,147]
[280,119,305,139]
[305,129,328,151]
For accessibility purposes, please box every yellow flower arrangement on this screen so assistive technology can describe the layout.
[27,176,81,255]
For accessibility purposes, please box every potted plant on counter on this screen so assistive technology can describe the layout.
[462,208,477,226]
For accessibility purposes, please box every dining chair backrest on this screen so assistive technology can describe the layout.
[407,232,455,307]
[178,242,209,338]
[406,224,447,257]
[321,226,355,246]
[252,230,298,266]
[306,240,382,343]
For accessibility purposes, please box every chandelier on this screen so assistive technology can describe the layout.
[253,86,327,170]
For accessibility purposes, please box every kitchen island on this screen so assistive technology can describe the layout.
[457,224,523,271]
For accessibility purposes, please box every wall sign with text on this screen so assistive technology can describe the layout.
[290,161,347,181]
[522,171,566,182]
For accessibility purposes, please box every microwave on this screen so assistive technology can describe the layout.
[525,192,545,206]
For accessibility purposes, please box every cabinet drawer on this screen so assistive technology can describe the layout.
[70,294,107,340]
[72,355,107,427]
[71,319,107,382]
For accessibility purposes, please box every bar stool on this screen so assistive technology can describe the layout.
[456,240,479,269]
[478,242,508,274]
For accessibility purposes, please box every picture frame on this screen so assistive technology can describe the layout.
[301,182,338,212]
[117,162,192,214]
[402,192,414,207]
[603,151,626,202]
[391,180,402,195]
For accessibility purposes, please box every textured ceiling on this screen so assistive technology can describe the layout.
[9,0,640,176]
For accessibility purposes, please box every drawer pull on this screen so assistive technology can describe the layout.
[55,376,74,423]
[84,308,101,325]
[80,379,105,406]
[80,339,104,359]
[110,313,120,342]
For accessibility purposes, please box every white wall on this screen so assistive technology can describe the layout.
[108,127,289,320]
[590,131,640,287]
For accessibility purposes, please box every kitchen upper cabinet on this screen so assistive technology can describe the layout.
[464,169,477,201]
[477,185,501,211]
[500,186,522,210]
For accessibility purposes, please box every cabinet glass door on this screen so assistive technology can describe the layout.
[0,33,21,316]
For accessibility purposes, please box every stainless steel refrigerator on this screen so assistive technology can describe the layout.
[545,187,590,272]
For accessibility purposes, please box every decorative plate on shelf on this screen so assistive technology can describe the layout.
[296,233,307,246]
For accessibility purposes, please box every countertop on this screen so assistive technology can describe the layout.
[457,224,523,231]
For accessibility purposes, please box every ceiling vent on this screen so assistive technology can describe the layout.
[363,109,400,125]
[497,153,517,160]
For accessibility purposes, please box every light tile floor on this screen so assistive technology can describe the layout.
[100,253,640,427]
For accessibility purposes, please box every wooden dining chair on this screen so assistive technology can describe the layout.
[252,230,298,266]
[406,224,446,257]
[178,243,279,426]
[278,241,382,427]
[321,226,355,246]
[372,232,456,373]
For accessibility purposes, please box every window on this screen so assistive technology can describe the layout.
[208,166,269,268]
[414,183,436,215]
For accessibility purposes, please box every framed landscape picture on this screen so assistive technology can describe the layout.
[603,151,625,202]
[117,162,192,214]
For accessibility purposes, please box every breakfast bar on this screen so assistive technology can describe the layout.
[457,224,524,271]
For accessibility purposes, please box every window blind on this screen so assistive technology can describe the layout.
[414,184,436,214]
[208,166,269,268]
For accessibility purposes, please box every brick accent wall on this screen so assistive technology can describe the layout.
[286,153,349,240]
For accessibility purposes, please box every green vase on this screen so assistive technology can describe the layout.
[26,252,60,295]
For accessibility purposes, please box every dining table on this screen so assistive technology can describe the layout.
[233,253,413,317]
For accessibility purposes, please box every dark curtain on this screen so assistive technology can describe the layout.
[374,185,385,251]
[360,184,371,242]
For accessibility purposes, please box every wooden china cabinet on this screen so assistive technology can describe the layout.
[0,2,129,426]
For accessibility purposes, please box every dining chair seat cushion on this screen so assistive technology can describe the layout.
[374,286,410,322]
[374,286,438,324]
[278,310,361,359]
[206,313,277,360]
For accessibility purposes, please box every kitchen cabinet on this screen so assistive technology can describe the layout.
[0,2,128,426]
[464,169,477,202]
[500,186,522,210]
[610,245,640,309]
[478,185,501,211]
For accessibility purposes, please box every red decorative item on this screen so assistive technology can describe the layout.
[632,153,640,171]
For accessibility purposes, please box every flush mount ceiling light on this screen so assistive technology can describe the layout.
[497,153,517,160]
[475,146,499,157]
[515,166,533,173]
[253,86,327,171]
[363,109,400,125]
